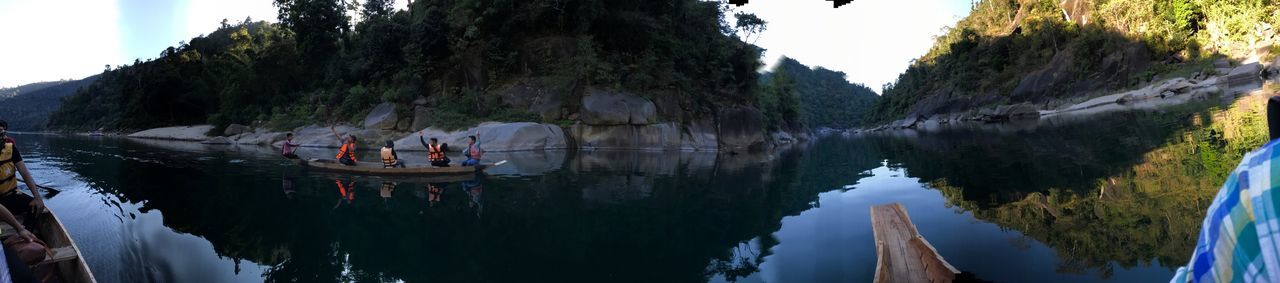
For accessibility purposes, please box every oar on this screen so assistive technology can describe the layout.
[15,178,62,198]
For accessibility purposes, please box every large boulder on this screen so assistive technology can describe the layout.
[716,106,765,151]
[395,122,568,152]
[579,90,657,126]
[201,136,232,145]
[277,124,362,148]
[128,125,215,141]
[1227,62,1262,88]
[363,102,399,130]
[234,129,287,145]
[223,124,250,136]
[680,119,718,151]
[571,123,681,150]
[411,106,432,130]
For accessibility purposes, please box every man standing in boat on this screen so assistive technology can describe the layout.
[417,131,450,167]
[0,120,47,229]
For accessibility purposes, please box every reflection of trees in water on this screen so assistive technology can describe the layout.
[881,95,1269,278]
[44,135,836,282]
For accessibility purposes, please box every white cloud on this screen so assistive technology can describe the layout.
[0,0,124,87]
[737,0,970,93]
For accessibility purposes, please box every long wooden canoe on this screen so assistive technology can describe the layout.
[870,203,958,283]
[293,158,506,176]
[1,209,97,282]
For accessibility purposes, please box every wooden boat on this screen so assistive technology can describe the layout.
[293,158,506,176]
[870,203,958,283]
[0,209,97,282]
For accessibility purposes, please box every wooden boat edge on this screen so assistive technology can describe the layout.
[44,209,97,283]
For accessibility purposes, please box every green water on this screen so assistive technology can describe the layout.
[9,96,1267,282]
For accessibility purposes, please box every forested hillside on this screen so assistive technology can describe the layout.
[0,81,64,100]
[759,57,878,129]
[49,0,788,132]
[0,77,98,131]
[868,0,1280,123]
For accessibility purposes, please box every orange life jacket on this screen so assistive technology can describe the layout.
[336,143,357,161]
[0,141,16,194]
[428,144,445,161]
[380,147,397,167]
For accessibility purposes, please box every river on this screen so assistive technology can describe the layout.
[8,94,1269,282]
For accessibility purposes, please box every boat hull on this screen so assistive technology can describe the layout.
[294,158,496,176]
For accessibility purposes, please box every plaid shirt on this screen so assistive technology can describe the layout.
[1174,139,1280,282]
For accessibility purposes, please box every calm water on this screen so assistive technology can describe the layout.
[9,96,1268,282]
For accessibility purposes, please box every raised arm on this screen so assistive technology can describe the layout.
[330,126,342,141]
[419,135,429,148]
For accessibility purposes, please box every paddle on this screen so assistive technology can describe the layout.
[15,178,61,198]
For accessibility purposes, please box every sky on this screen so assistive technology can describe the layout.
[0,0,970,92]
[736,0,972,92]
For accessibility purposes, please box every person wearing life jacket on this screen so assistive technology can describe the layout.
[0,119,47,230]
[331,126,358,166]
[281,132,301,159]
[461,132,484,166]
[380,141,405,168]
[417,131,450,167]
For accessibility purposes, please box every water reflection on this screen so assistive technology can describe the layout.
[7,94,1268,282]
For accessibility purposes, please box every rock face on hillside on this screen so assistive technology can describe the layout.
[579,90,657,125]
[716,106,766,151]
[568,90,722,151]
[363,102,399,130]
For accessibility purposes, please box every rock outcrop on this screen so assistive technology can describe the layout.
[223,124,249,136]
[716,106,765,151]
[363,102,399,130]
[569,90,720,151]
[395,122,569,152]
[128,125,215,141]
[579,89,656,126]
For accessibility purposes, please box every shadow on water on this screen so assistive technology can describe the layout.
[8,92,1270,282]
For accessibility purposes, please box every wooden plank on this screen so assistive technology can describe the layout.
[870,203,958,283]
[36,246,77,266]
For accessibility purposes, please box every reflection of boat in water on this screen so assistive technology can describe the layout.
[0,209,96,282]
[293,158,506,176]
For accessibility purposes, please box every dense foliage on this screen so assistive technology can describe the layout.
[868,0,1280,123]
[760,57,878,129]
[49,0,773,131]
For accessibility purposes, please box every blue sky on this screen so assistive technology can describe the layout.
[0,0,970,92]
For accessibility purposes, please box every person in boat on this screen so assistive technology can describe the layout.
[461,133,484,166]
[0,201,39,283]
[281,132,301,159]
[417,132,450,167]
[1174,97,1280,282]
[380,141,405,168]
[331,126,358,166]
[0,120,46,229]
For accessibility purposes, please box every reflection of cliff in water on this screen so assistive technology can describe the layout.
[40,135,837,282]
[860,94,1269,276]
